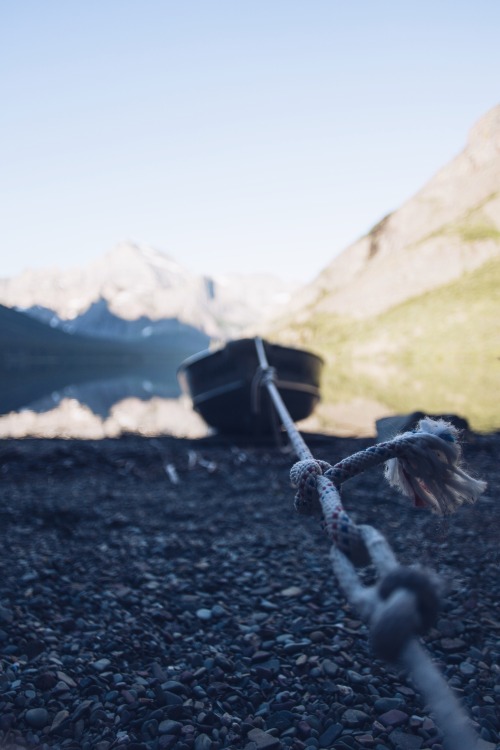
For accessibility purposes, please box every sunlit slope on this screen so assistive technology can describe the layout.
[272,257,500,432]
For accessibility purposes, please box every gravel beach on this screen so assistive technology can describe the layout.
[0,431,498,750]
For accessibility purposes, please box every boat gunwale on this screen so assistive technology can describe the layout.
[176,338,324,375]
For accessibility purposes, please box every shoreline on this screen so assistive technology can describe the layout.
[0,431,498,749]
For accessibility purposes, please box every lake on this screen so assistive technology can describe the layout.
[0,364,210,439]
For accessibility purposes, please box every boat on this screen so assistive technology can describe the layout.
[177,337,323,435]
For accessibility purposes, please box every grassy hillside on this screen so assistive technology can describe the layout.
[272,256,500,432]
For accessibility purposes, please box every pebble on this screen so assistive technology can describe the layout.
[91,658,111,672]
[356,734,375,746]
[0,435,497,750]
[196,608,212,621]
[321,658,339,677]
[280,586,303,597]
[378,709,409,727]
[247,727,281,749]
[318,722,343,745]
[459,661,476,676]
[50,709,69,731]
[267,710,296,731]
[25,707,49,729]
[194,733,213,750]
[342,708,370,726]
[374,697,405,713]
[439,638,466,651]
[159,719,182,735]
[387,729,423,749]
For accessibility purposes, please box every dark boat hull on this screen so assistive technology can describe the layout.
[177,338,323,435]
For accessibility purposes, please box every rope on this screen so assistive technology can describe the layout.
[252,338,487,750]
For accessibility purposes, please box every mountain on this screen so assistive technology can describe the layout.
[268,105,500,434]
[21,298,208,342]
[0,242,297,338]
[288,105,500,321]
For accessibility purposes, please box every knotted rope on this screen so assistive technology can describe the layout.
[253,338,487,750]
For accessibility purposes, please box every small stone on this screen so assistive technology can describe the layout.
[0,606,13,623]
[163,690,183,706]
[252,650,272,662]
[34,672,58,690]
[194,734,212,750]
[211,604,227,618]
[25,707,49,729]
[50,709,70,732]
[140,718,157,739]
[374,698,405,713]
[196,608,212,620]
[53,680,72,694]
[56,670,77,688]
[162,680,186,694]
[309,630,325,642]
[342,708,370,726]
[347,669,366,684]
[321,658,339,677]
[280,586,303,597]
[318,722,343,745]
[247,727,281,749]
[388,729,423,749]
[259,599,278,610]
[283,639,311,654]
[439,638,466,652]
[159,719,182,735]
[459,661,476,676]
[91,658,111,672]
[378,709,408,727]
[214,654,233,671]
[409,715,424,729]
[357,735,375,747]
[267,710,295,731]
[421,717,437,733]
[297,720,312,738]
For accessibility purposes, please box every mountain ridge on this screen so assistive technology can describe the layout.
[288,104,500,321]
[0,241,297,339]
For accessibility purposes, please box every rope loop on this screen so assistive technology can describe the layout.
[250,364,278,414]
[290,458,332,515]
[370,566,442,662]
[378,566,442,633]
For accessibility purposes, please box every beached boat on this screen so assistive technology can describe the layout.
[177,337,323,435]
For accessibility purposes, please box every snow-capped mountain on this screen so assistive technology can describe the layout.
[0,242,297,339]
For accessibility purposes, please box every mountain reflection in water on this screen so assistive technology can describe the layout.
[0,367,209,439]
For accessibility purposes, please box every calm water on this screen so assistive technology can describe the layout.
[0,365,209,439]
[4,363,462,440]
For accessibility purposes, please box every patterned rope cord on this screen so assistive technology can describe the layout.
[252,338,487,750]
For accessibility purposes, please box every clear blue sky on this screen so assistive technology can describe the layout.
[1,1,499,282]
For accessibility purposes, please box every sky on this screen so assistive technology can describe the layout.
[1,1,500,283]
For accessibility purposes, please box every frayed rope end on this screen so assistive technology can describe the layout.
[385,417,487,515]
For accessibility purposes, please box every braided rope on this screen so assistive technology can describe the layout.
[252,338,487,750]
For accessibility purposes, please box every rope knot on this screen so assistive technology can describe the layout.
[384,418,486,514]
[370,567,441,662]
[290,459,331,514]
